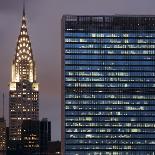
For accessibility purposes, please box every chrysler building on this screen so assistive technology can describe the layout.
[9,5,39,141]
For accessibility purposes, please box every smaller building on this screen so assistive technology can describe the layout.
[21,118,51,155]
[40,118,51,155]
[22,120,40,155]
[0,117,6,151]
[48,141,61,155]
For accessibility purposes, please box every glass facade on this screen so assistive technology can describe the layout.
[62,15,155,155]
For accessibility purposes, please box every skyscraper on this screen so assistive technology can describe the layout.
[9,6,39,141]
[62,15,155,155]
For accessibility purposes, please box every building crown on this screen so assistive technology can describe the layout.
[11,5,36,83]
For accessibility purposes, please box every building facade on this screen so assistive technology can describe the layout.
[0,118,6,152]
[9,7,39,141]
[62,15,155,155]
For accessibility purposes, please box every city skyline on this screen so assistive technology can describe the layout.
[0,0,155,141]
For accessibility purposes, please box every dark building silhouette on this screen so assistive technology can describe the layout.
[21,118,51,155]
[40,118,51,155]
[6,127,10,154]
[47,141,61,155]
[22,120,40,155]
[62,15,155,154]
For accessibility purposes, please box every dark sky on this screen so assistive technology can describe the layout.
[0,0,155,141]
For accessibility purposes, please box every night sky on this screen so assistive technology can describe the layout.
[0,0,155,141]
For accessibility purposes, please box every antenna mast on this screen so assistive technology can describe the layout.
[23,0,25,16]
[2,93,4,119]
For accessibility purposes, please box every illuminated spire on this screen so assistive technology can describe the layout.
[11,2,36,83]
